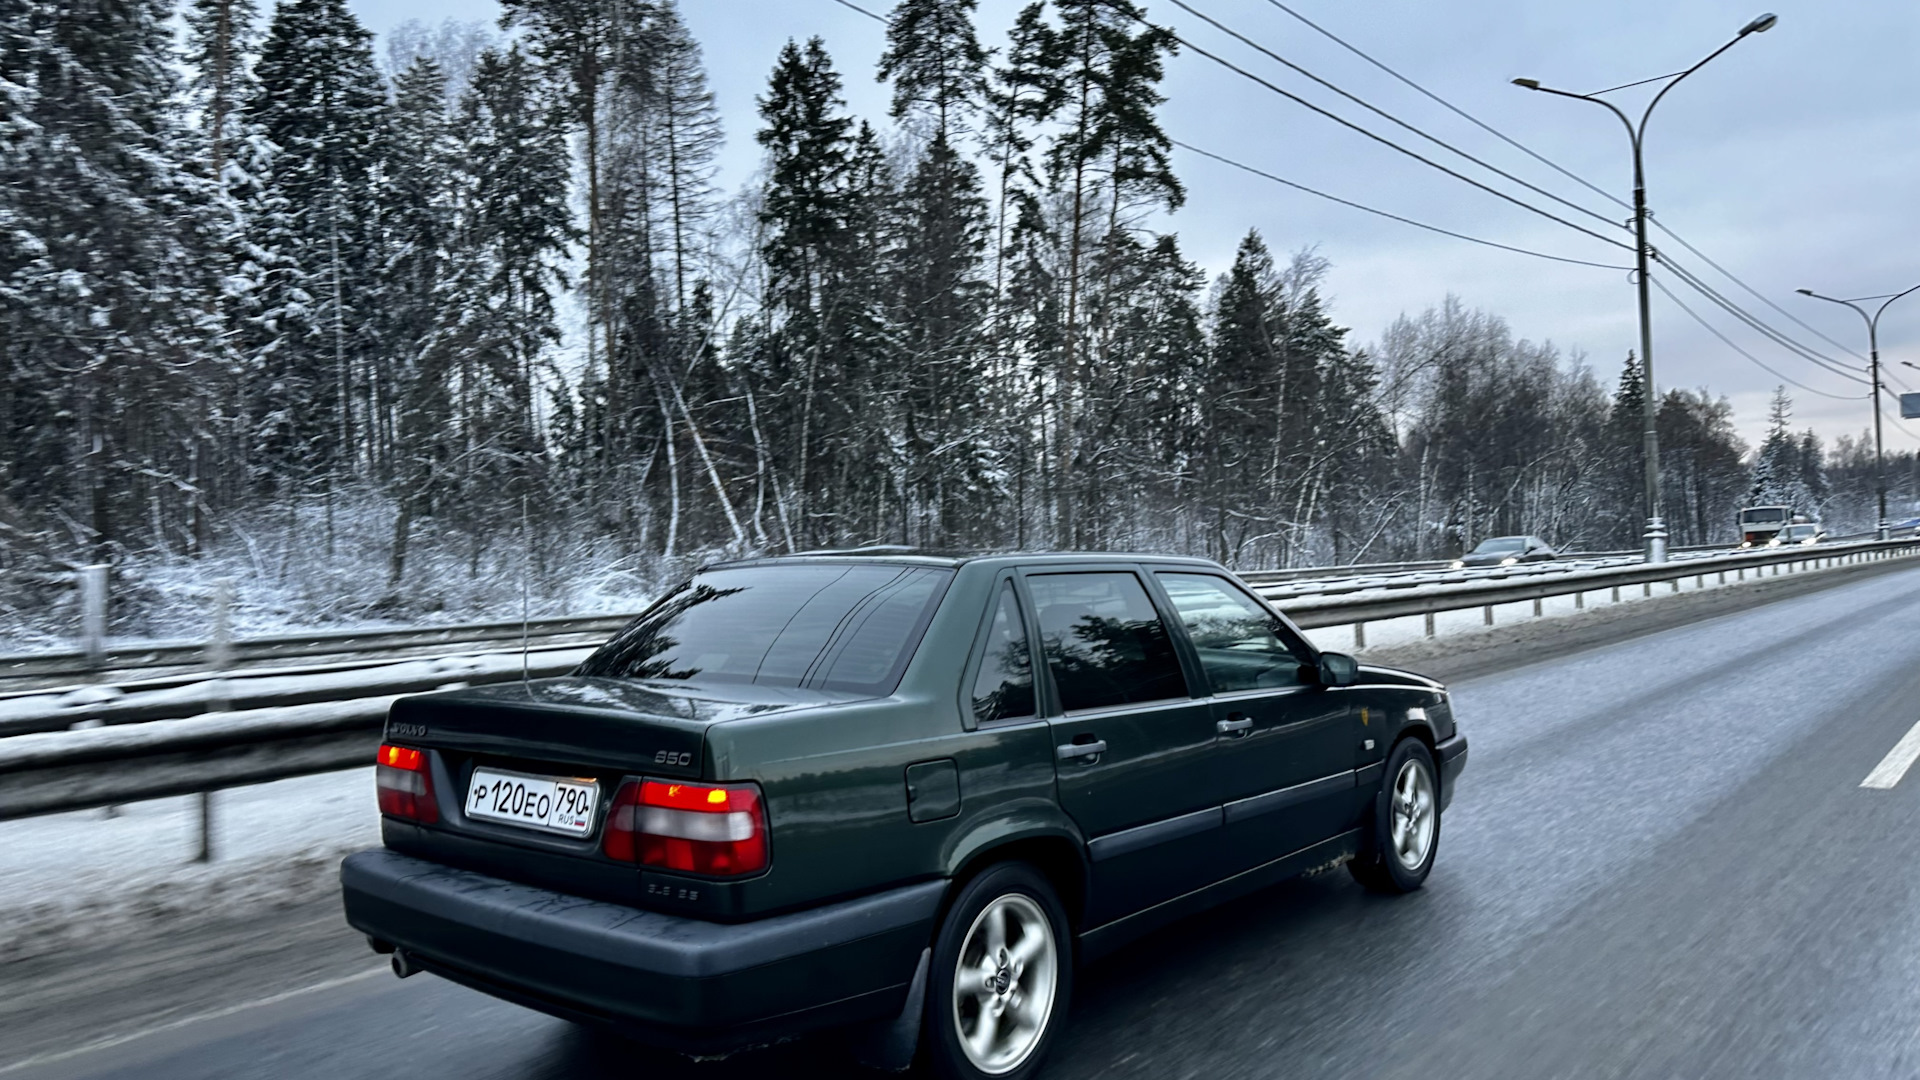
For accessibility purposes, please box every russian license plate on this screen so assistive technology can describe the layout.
[465,767,598,837]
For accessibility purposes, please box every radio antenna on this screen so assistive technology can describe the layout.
[520,493,532,694]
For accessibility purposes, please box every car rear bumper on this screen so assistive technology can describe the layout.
[1435,732,1468,810]
[340,849,943,1052]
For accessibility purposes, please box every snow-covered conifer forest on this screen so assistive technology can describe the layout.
[2,0,1913,644]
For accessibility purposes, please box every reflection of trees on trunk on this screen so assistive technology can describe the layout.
[577,584,743,681]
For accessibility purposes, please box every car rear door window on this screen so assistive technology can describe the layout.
[1157,573,1310,693]
[578,564,951,695]
[971,581,1035,724]
[1027,572,1188,712]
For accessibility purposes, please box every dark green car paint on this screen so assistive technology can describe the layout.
[362,551,1463,1045]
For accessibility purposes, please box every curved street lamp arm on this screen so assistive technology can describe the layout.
[1872,283,1920,328]
[1798,289,1875,336]
[1641,33,1748,132]
[1522,83,1638,149]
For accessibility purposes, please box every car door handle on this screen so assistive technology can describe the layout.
[1056,740,1107,761]
[1216,715,1253,737]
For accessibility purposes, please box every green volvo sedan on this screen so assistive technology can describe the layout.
[342,551,1466,1079]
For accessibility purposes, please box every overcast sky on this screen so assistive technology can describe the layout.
[348,0,1920,453]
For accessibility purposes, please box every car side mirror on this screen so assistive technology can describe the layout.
[1317,651,1360,688]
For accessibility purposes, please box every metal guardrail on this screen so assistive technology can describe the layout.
[0,612,641,684]
[0,698,394,821]
[2,536,1917,825]
[1237,541,1735,587]
[1268,537,1920,641]
[0,649,593,738]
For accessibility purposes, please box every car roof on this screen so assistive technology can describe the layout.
[701,548,1228,573]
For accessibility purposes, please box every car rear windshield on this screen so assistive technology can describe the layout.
[577,564,953,696]
[1741,508,1787,523]
[1472,537,1526,554]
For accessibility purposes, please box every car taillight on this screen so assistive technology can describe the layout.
[376,744,438,824]
[602,779,768,877]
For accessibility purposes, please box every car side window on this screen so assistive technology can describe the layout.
[1027,572,1189,712]
[971,581,1035,724]
[1157,573,1310,693]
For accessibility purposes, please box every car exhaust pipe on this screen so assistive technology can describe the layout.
[391,949,421,979]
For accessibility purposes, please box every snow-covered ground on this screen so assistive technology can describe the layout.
[0,769,379,963]
[0,486,692,652]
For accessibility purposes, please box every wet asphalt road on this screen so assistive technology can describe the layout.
[13,563,1920,1080]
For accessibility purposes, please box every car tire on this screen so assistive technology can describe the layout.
[1349,737,1440,894]
[924,863,1073,1080]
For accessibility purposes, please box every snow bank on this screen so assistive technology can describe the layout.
[0,769,380,963]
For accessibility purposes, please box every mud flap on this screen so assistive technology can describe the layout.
[850,947,931,1072]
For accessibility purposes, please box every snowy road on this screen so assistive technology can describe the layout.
[10,561,1920,1079]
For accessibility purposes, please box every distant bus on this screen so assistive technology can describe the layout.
[1737,505,1794,547]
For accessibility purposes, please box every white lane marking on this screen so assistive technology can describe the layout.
[0,965,388,1075]
[1861,719,1920,790]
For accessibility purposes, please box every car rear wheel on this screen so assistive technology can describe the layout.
[1349,738,1440,894]
[925,863,1072,1080]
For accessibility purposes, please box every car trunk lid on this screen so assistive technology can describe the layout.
[378,677,870,906]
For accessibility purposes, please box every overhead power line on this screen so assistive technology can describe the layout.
[1648,274,1864,401]
[1656,257,1871,384]
[1161,0,1624,232]
[1174,140,1632,270]
[827,0,887,20]
[830,0,1633,260]
[1254,0,1632,214]
[1649,225,1873,363]
[1249,0,1876,367]
[1131,16,1635,252]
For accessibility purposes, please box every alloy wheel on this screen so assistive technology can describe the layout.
[1390,758,1436,871]
[952,893,1059,1074]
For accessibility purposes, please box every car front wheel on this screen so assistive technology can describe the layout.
[1349,738,1440,894]
[925,863,1072,1080]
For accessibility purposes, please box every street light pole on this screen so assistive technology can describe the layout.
[1513,13,1777,563]
[1795,283,1920,539]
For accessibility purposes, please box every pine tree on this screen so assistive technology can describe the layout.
[879,0,993,545]
[380,57,456,584]
[755,37,858,545]
[878,0,986,140]
[1083,232,1203,548]
[650,0,721,317]
[1040,0,1180,542]
[399,44,578,575]
[251,0,390,487]
[1607,351,1648,535]
[180,0,267,549]
[1,0,212,561]
[499,0,650,384]
[457,45,574,457]
[1797,428,1828,511]
[889,137,991,544]
[1749,386,1800,507]
[1202,231,1282,557]
[182,0,258,180]
[981,3,1060,357]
